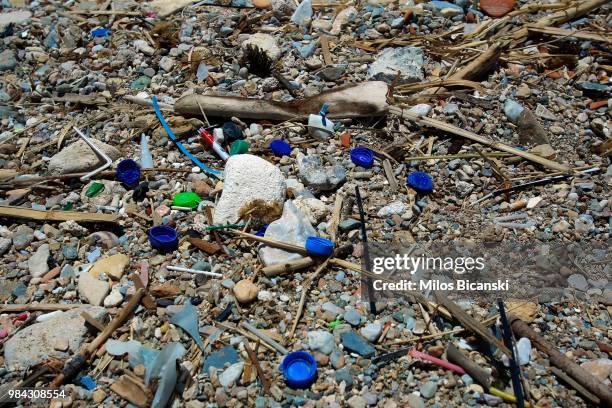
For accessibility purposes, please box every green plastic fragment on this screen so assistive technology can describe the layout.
[229,140,249,156]
[172,191,202,209]
[62,202,73,211]
[205,223,246,231]
[329,319,343,330]
[85,182,105,198]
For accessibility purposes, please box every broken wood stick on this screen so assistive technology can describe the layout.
[509,315,612,406]
[243,340,271,394]
[527,26,611,43]
[289,258,331,338]
[51,288,144,387]
[388,106,570,173]
[262,257,316,277]
[446,344,491,389]
[0,205,118,223]
[0,304,81,313]
[328,193,344,244]
[434,292,511,357]
[240,322,289,355]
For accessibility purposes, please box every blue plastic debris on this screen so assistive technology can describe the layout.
[79,376,96,391]
[281,351,317,389]
[91,28,111,38]
[305,236,334,257]
[350,146,375,168]
[269,140,291,157]
[407,171,434,194]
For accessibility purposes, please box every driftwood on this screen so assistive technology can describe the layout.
[509,315,612,406]
[388,106,570,173]
[0,206,118,223]
[175,82,389,120]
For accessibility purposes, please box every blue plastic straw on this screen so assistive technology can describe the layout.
[152,96,222,177]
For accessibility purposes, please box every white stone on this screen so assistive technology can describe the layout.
[159,56,176,72]
[49,139,121,174]
[219,362,245,388]
[308,330,335,355]
[408,104,432,117]
[377,201,408,217]
[259,200,316,266]
[368,47,424,84]
[4,306,106,370]
[360,323,382,342]
[28,244,50,278]
[78,271,110,306]
[103,290,124,307]
[293,196,329,224]
[241,33,281,61]
[213,154,286,225]
[134,39,155,56]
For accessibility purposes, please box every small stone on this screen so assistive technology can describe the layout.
[219,362,245,387]
[419,381,437,399]
[28,244,50,278]
[406,394,425,408]
[90,253,130,280]
[53,338,69,352]
[344,309,362,326]
[159,56,175,72]
[347,395,366,408]
[92,389,106,403]
[568,274,589,291]
[298,154,346,192]
[377,201,408,217]
[580,359,612,381]
[360,323,382,342]
[233,279,259,304]
[0,49,17,72]
[241,33,281,61]
[49,140,121,174]
[368,47,424,84]
[308,330,335,355]
[339,219,361,232]
[103,290,123,307]
[12,225,34,250]
[78,271,110,306]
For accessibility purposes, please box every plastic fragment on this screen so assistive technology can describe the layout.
[170,301,205,351]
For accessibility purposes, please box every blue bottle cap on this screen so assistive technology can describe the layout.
[116,159,141,187]
[269,140,291,157]
[407,171,434,193]
[148,225,179,253]
[305,236,334,257]
[91,28,110,38]
[350,147,374,168]
[280,351,317,389]
[254,224,269,237]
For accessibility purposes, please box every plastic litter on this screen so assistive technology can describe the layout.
[407,171,434,193]
[229,140,249,156]
[91,27,111,38]
[281,351,317,389]
[409,349,466,374]
[305,236,334,257]
[270,140,292,157]
[152,96,221,176]
[222,122,242,143]
[116,159,141,188]
[148,225,179,253]
[85,182,105,198]
[78,375,96,391]
[350,146,375,168]
[73,126,113,182]
[199,127,230,162]
[145,342,186,408]
[172,192,202,209]
[166,265,223,278]
[140,134,154,169]
[170,302,205,351]
[308,113,334,141]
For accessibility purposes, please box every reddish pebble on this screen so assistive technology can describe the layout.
[340,132,351,148]
[466,11,476,23]
[589,100,608,110]
[480,0,515,17]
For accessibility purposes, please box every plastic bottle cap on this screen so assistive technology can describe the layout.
[91,28,110,38]
[222,122,242,143]
[350,147,375,168]
[407,171,434,193]
[229,140,249,155]
[172,192,202,209]
[148,225,179,253]
[280,351,317,389]
[116,159,141,187]
[255,224,269,237]
[305,236,334,257]
[269,140,292,157]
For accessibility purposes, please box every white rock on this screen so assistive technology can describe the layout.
[219,362,245,388]
[103,290,124,307]
[134,39,155,56]
[28,244,50,278]
[368,47,424,84]
[4,306,106,370]
[78,271,110,306]
[377,201,408,217]
[293,196,329,224]
[259,200,316,266]
[308,330,335,355]
[241,33,281,61]
[159,56,176,72]
[408,104,432,117]
[526,196,542,209]
[213,154,286,225]
[360,323,382,342]
[49,139,121,174]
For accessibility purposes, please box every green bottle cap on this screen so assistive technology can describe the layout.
[172,192,202,209]
[229,140,249,156]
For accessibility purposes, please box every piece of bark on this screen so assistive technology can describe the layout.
[187,237,221,255]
